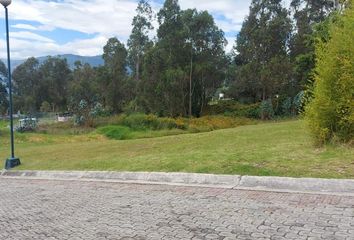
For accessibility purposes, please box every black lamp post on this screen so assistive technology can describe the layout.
[1,0,20,169]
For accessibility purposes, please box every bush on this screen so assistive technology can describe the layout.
[305,4,354,144]
[259,99,274,120]
[281,97,292,116]
[121,114,167,130]
[97,126,132,140]
[203,100,260,118]
[40,101,51,113]
[95,114,256,140]
[188,116,256,132]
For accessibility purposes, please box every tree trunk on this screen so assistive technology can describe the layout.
[189,46,193,118]
[136,54,140,82]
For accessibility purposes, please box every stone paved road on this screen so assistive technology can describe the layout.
[0,179,353,240]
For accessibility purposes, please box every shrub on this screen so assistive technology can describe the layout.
[40,101,51,113]
[119,113,187,131]
[293,91,305,114]
[203,100,260,118]
[188,116,256,132]
[281,97,292,116]
[97,126,132,140]
[259,99,274,120]
[305,4,354,144]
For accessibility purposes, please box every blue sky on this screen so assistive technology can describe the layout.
[0,0,253,59]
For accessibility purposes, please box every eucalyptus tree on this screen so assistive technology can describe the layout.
[231,0,293,102]
[128,0,154,83]
[0,61,8,115]
[290,0,336,88]
[38,57,72,112]
[103,37,128,113]
[12,57,40,112]
[140,0,227,117]
[182,9,227,116]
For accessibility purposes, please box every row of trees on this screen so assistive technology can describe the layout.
[0,0,348,122]
[229,0,344,104]
[0,0,227,118]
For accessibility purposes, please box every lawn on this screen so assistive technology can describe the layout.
[1,120,353,179]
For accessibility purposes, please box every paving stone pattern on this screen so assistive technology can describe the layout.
[0,179,353,240]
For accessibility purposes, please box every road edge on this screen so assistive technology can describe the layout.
[1,170,354,196]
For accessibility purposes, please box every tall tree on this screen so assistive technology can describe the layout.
[290,0,336,88]
[38,57,72,112]
[140,1,227,117]
[231,0,292,103]
[157,0,185,65]
[182,9,227,116]
[0,83,8,115]
[103,37,128,113]
[0,60,8,115]
[128,0,154,83]
[68,61,99,108]
[12,57,40,113]
[0,60,7,84]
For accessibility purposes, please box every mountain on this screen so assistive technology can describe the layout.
[1,54,104,70]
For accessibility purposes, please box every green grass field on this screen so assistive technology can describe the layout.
[1,120,353,178]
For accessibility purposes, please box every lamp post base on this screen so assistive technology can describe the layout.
[5,157,21,169]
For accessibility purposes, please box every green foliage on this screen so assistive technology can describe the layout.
[40,101,51,113]
[93,113,254,140]
[98,125,132,140]
[139,1,227,117]
[72,100,104,127]
[187,116,256,132]
[12,57,71,113]
[121,113,181,130]
[306,3,354,144]
[0,83,9,115]
[259,99,274,120]
[128,0,154,82]
[293,91,305,113]
[103,38,128,113]
[281,97,293,116]
[231,0,293,102]
[203,100,260,119]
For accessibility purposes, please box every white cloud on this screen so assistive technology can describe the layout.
[0,35,108,59]
[60,36,109,56]
[10,31,55,43]
[0,0,262,58]
[11,23,37,30]
[3,0,138,37]
[225,36,236,53]
[179,0,250,32]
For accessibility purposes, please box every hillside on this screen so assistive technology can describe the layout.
[2,120,353,178]
[3,54,104,70]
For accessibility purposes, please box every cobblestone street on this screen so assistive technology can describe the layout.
[0,178,353,240]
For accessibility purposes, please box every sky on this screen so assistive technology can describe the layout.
[0,0,254,59]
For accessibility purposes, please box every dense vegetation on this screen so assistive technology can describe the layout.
[306,2,354,144]
[0,0,352,144]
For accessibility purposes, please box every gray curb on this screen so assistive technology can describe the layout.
[1,170,354,196]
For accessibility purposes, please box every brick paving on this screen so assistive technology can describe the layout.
[0,178,353,240]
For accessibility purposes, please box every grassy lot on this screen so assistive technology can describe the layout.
[0,120,353,178]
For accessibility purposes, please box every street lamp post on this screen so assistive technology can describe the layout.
[1,0,20,169]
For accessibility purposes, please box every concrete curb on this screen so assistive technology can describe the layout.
[1,170,354,196]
